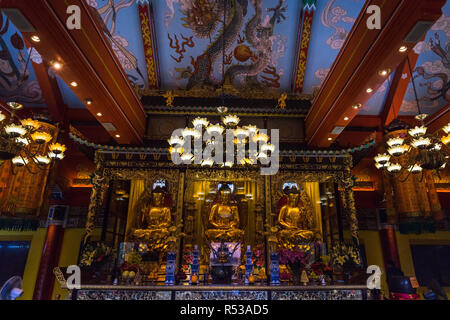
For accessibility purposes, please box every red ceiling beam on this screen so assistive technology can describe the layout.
[380,50,421,127]
[306,0,446,147]
[426,104,450,133]
[29,57,67,124]
[2,0,146,145]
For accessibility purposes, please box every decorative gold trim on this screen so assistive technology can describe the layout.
[139,88,313,101]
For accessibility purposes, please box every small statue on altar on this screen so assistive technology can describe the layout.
[277,187,315,244]
[205,184,244,242]
[133,187,173,248]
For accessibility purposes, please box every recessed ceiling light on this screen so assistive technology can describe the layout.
[51,61,62,70]
[399,46,407,53]
[84,98,93,105]
[344,117,349,121]
[31,35,40,43]
[97,112,103,117]
[366,88,373,93]
[70,81,78,87]
[352,103,362,109]
[328,137,333,141]
[378,68,390,76]
[115,134,120,138]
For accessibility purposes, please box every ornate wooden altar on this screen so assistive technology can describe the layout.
[81,147,361,271]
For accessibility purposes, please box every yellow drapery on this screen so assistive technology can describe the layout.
[192,180,211,249]
[302,182,323,240]
[244,181,257,245]
[125,179,145,240]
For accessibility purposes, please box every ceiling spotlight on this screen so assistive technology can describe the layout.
[352,103,362,109]
[344,117,349,121]
[378,68,390,76]
[31,35,40,43]
[328,137,333,141]
[399,46,408,53]
[84,98,93,105]
[115,134,120,138]
[96,112,103,117]
[51,61,62,70]
[366,88,373,93]
[70,81,78,87]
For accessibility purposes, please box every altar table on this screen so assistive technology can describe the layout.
[70,284,369,300]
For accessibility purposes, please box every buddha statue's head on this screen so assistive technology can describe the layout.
[287,187,300,206]
[218,184,232,204]
[152,187,165,206]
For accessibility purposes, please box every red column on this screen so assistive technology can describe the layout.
[379,224,400,269]
[32,220,65,300]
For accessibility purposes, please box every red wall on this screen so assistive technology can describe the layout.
[354,191,381,209]
[438,192,450,209]
[355,190,450,210]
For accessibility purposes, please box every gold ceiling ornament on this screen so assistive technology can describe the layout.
[276,92,288,109]
[139,87,313,101]
[0,103,66,173]
[162,90,176,107]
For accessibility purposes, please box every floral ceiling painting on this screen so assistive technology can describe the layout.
[88,0,149,90]
[301,0,364,95]
[403,0,450,116]
[0,12,44,106]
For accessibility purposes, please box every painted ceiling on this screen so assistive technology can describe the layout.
[2,0,449,120]
[0,12,44,107]
[358,74,393,116]
[89,0,365,96]
[302,0,365,95]
[0,12,84,109]
[401,0,450,116]
[88,0,148,90]
[153,0,300,92]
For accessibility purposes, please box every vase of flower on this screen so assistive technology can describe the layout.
[278,247,311,286]
[286,265,301,285]
[332,266,345,282]
[80,242,116,281]
[330,243,362,283]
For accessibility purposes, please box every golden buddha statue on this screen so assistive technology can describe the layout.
[205,185,244,242]
[277,187,315,244]
[133,187,173,246]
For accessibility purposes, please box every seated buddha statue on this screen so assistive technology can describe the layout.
[205,185,244,242]
[133,187,173,245]
[277,187,315,244]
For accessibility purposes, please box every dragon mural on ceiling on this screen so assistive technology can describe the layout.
[0,13,43,105]
[415,33,450,104]
[404,8,450,115]
[167,0,287,92]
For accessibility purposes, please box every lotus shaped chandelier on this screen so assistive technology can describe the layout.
[374,115,448,177]
[0,102,66,173]
[374,57,449,178]
[168,113,274,168]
